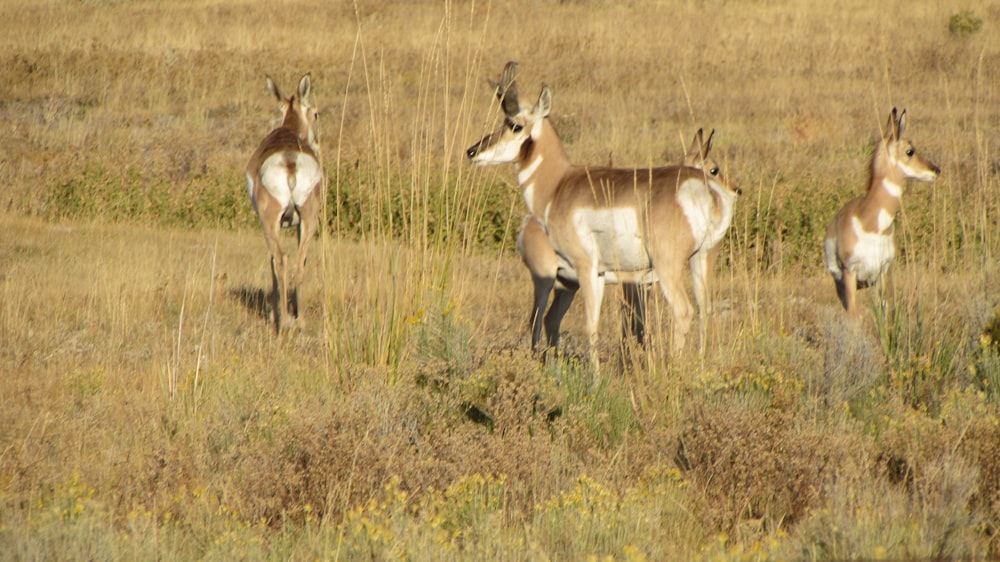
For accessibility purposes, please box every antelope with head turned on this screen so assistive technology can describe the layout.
[246,73,323,332]
[517,128,730,353]
[824,108,940,316]
[467,62,741,368]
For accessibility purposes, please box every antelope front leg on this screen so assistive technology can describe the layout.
[841,269,858,318]
[689,251,709,354]
[543,284,576,351]
[529,273,556,351]
[577,263,606,372]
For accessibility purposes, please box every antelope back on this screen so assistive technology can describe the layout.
[268,73,320,152]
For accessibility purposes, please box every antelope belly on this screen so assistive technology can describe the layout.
[573,207,649,271]
[847,228,895,284]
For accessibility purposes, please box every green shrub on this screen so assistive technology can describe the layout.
[973,307,1000,401]
[949,10,983,37]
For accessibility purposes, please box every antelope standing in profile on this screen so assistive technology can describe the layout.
[518,128,729,353]
[246,73,323,332]
[467,62,741,367]
[824,108,940,316]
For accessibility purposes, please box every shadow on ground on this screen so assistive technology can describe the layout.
[229,285,269,320]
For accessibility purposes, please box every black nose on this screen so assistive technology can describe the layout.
[735,186,743,196]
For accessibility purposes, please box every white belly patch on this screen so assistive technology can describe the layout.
[847,217,895,283]
[572,207,648,271]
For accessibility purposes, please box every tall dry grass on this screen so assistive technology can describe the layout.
[2,0,1000,559]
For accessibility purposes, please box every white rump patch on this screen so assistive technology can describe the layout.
[260,152,322,209]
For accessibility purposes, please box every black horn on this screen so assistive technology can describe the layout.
[493,61,520,117]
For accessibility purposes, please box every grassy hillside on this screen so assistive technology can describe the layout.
[2,0,1000,559]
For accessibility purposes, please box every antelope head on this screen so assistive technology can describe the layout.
[268,73,320,152]
[879,107,940,184]
[466,61,551,165]
[684,128,742,197]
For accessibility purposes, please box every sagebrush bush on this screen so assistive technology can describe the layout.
[676,397,828,533]
[949,9,984,37]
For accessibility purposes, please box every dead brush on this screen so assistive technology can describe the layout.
[817,307,884,406]
[675,400,828,533]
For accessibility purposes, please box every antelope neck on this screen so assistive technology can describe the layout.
[852,143,906,232]
[856,176,902,236]
[516,120,570,217]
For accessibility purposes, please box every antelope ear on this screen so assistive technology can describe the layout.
[703,129,716,158]
[535,86,552,119]
[885,107,900,140]
[686,128,705,161]
[267,75,282,102]
[298,73,312,102]
[896,109,907,138]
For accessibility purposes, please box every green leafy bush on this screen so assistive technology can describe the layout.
[949,10,983,37]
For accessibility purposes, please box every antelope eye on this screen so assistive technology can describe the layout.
[511,123,524,133]
[709,167,719,176]
[905,148,915,157]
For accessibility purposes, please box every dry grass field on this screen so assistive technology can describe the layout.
[3,0,1000,559]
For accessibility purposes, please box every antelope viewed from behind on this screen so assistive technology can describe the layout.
[246,73,323,332]
[824,108,940,317]
[467,62,741,369]
[517,128,731,354]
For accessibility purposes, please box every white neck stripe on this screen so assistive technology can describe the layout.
[518,155,543,185]
[523,182,536,215]
[882,178,902,198]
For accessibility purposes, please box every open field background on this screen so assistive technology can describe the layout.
[3,0,1000,559]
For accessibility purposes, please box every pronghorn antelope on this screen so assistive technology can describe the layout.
[467,62,741,366]
[246,73,323,332]
[517,128,728,353]
[824,108,940,316]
